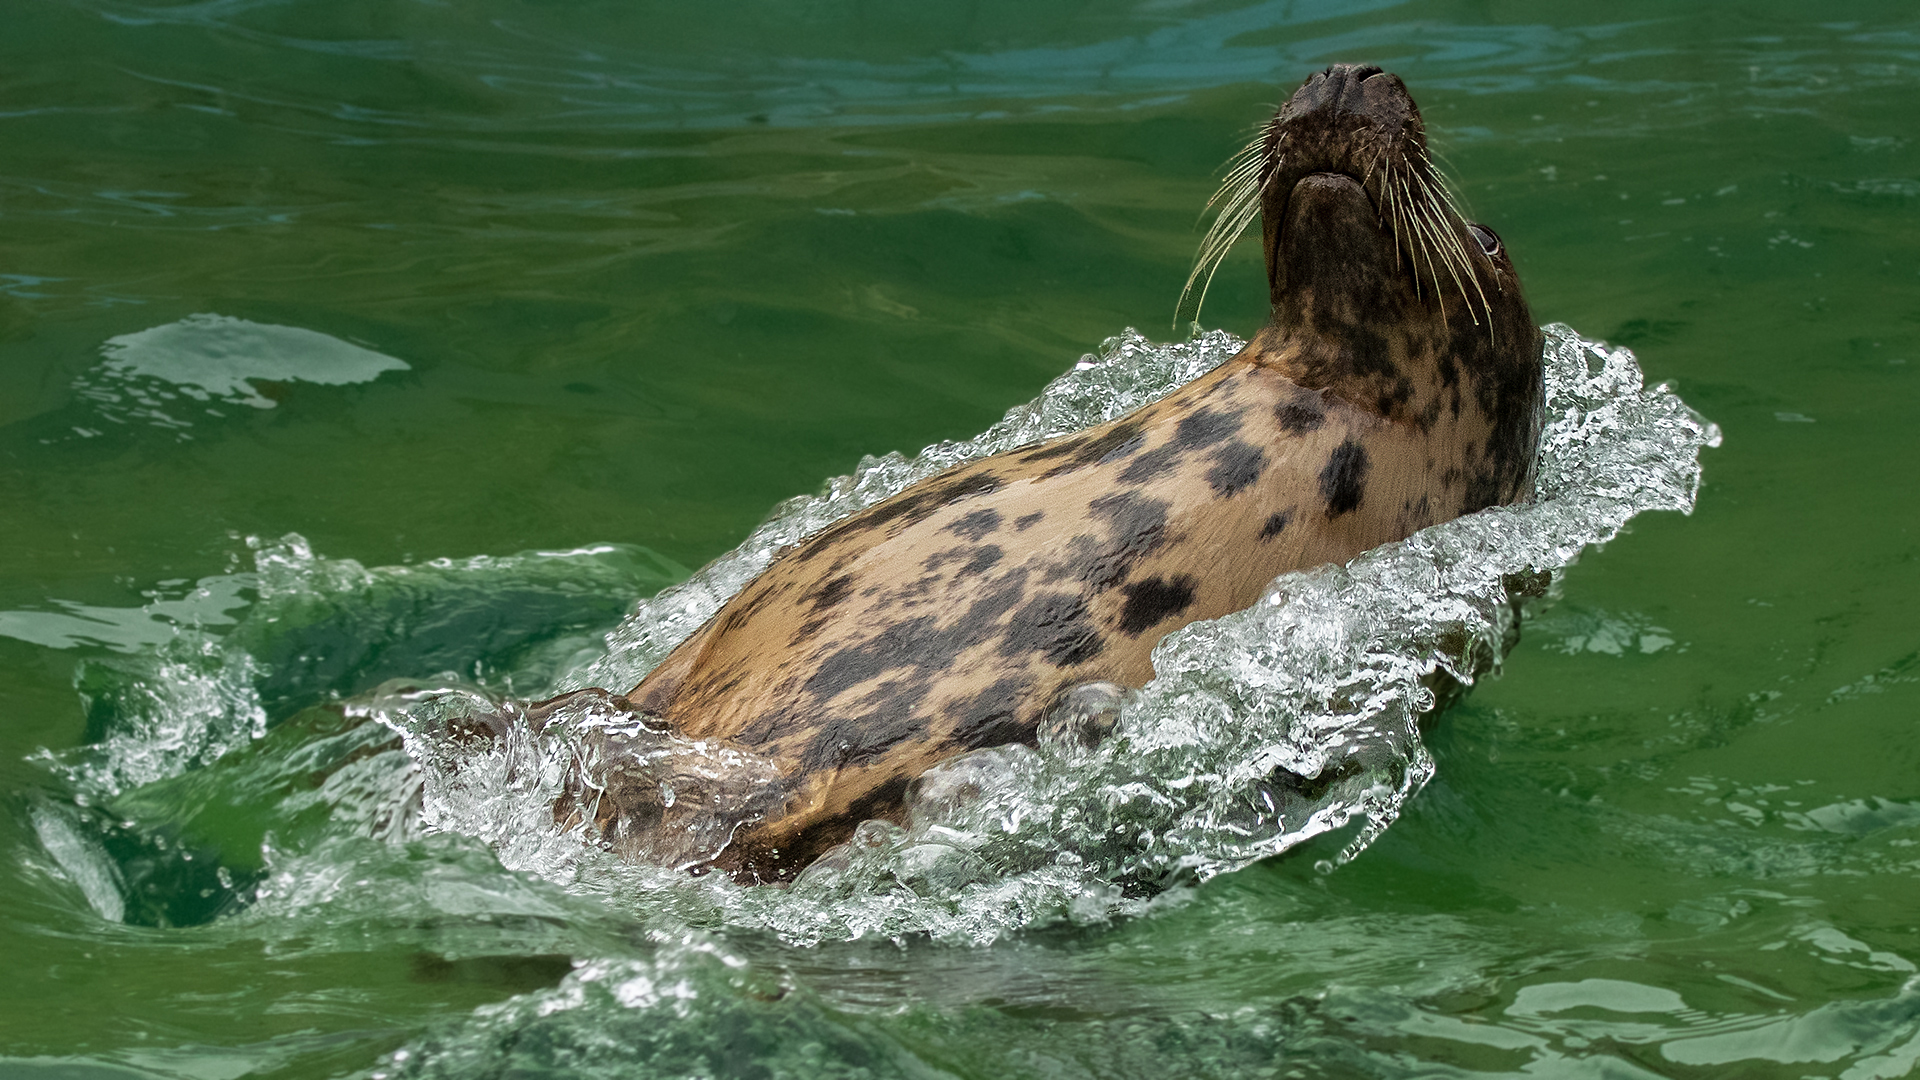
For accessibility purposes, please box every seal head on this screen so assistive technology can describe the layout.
[1186,64,1543,508]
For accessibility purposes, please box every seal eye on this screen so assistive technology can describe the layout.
[1468,223,1502,257]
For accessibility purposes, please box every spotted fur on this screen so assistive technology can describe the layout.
[560,65,1545,883]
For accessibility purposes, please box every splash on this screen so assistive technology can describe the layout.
[67,313,409,436]
[368,324,1719,945]
[26,324,1717,943]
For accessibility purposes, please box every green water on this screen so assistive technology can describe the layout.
[4,1,1918,1077]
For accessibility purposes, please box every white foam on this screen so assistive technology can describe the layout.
[96,313,408,410]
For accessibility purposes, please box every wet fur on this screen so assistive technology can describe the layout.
[566,66,1545,883]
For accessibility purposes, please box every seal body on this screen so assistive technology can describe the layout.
[564,65,1545,883]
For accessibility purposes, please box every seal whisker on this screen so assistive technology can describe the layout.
[1405,143,1498,339]
[1382,157,1416,300]
[1408,179,1485,329]
[1178,128,1281,328]
[1362,139,1390,192]
[1209,140,1269,202]
[1401,159,1481,330]
[1400,171,1449,324]
[1179,188,1266,329]
[1417,140,1463,187]
[1376,150,1411,287]
[1411,148,1484,260]
[1409,164,1494,335]
[1421,161,1504,304]
[1427,202,1487,330]
[1415,141,1474,220]
[1414,148,1474,236]
[1391,163,1419,301]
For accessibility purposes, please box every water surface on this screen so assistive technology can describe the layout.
[4,1,1919,1077]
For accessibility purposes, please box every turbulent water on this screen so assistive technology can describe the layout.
[22,323,1717,1070]
[357,324,1717,951]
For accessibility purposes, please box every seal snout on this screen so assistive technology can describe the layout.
[1285,64,1396,124]
[1274,63,1420,180]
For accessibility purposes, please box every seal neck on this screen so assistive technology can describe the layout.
[1240,321,1433,428]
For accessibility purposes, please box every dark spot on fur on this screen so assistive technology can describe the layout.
[1117,574,1198,635]
[945,508,1002,541]
[961,546,1004,576]
[1455,320,1545,507]
[1036,419,1148,477]
[1089,490,1170,547]
[757,579,791,603]
[1001,591,1105,667]
[895,572,943,600]
[733,698,803,747]
[1118,445,1180,483]
[1320,439,1369,517]
[1095,432,1148,465]
[799,568,1032,704]
[923,548,963,571]
[807,678,937,768]
[1019,434,1088,462]
[753,771,913,881]
[839,774,910,828]
[1205,440,1266,497]
[1274,397,1325,433]
[951,569,1029,643]
[835,469,1004,538]
[1044,491,1172,590]
[1259,511,1292,540]
[1044,536,1136,593]
[790,535,838,564]
[802,616,936,703]
[929,469,1005,505]
[1462,471,1503,515]
[1354,326,1395,376]
[1172,408,1242,450]
[1082,419,1146,460]
[804,574,855,613]
[948,675,1038,747]
[1375,376,1414,418]
[1015,512,1044,531]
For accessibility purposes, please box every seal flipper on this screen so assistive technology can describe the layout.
[543,687,792,871]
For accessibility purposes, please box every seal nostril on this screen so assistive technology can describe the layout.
[1317,63,1384,79]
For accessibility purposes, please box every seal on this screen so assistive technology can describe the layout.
[545,64,1545,884]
